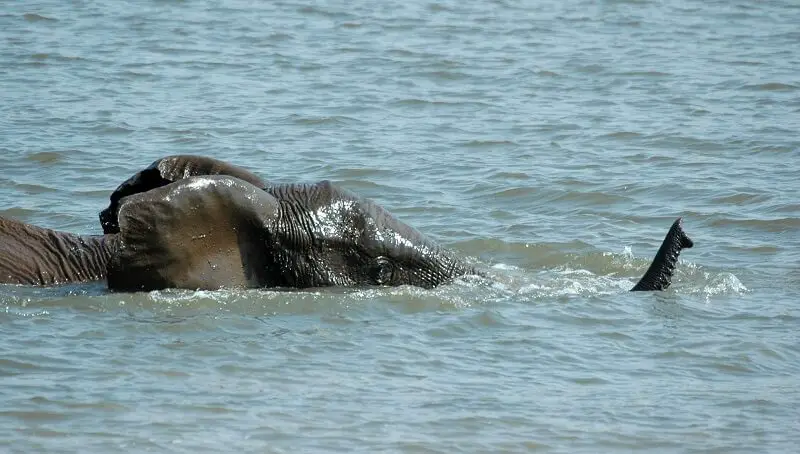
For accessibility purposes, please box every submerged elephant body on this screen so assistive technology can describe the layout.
[1,155,692,292]
[0,217,115,286]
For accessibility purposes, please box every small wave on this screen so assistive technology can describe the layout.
[279,114,361,126]
[489,171,530,181]
[391,98,491,109]
[0,207,38,218]
[751,145,797,155]
[709,217,800,233]
[23,13,57,22]
[2,306,50,318]
[1,244,744,315]
[678,262,748,297]
[618,71,671,77]
[599,131,643,139]
[571,63,605,74]
[25,151,62,164]
[710,192,770,205]
[728,60,764,67]
[104,283,488,317]
[548,189,631,206]
[534,69,560,77]
[741,82,797,92]
[486,241,748,299]
[89,123,136,135]
[487,251,643,297]
[411,70,470,81]
[119,70,157,80]
[766,203,800,214]
[297,5,353,19]
[13,183,56,195]
[477,186,537,199]
[511,261,746,299]
[460,139,518,148]
[516,268,632,297]
[427,2,455,13]
[266,32,293,41]
[701,273,748,296]
[644,133,726,152]
[0,410,70,423]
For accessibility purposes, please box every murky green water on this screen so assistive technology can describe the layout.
[1,0,798,452]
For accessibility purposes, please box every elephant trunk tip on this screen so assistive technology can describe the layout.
[674,217,694,249]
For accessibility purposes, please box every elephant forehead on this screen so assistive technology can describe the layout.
[360,199,441,253]
[266,180,442,254]
[159,176,232,203]
[157,155,266,187]
[312,198,363,237]
[187,175,261,193]
[308,197,430,252]
[183,176,221,190]
[121,175,279,223]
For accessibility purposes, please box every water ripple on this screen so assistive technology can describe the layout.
[1,0,799,451]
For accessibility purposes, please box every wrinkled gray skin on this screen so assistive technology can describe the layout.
[0,155,692,292]
[0,217,116,286]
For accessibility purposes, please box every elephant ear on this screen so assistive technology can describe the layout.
[99,155,266,234]
[106,175,279,292]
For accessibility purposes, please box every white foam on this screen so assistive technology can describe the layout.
[701,272,748,296]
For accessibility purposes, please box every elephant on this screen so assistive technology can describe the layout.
[0,155,693,292]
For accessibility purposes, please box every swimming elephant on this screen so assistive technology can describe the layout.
[0,155,693,292]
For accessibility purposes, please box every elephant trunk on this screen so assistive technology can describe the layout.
[0,217,117,286]
[630,218,694,291]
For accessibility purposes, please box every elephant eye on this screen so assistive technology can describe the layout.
[372,256,394,285]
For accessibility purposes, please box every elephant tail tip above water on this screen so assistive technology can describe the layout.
[630,217,694,292]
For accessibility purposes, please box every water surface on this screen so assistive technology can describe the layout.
[1,0,799,452]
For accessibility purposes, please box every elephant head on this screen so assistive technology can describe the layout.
[1,155,265,287]
[107,175,474,291]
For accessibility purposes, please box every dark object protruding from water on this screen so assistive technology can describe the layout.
[630,218,694,292]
